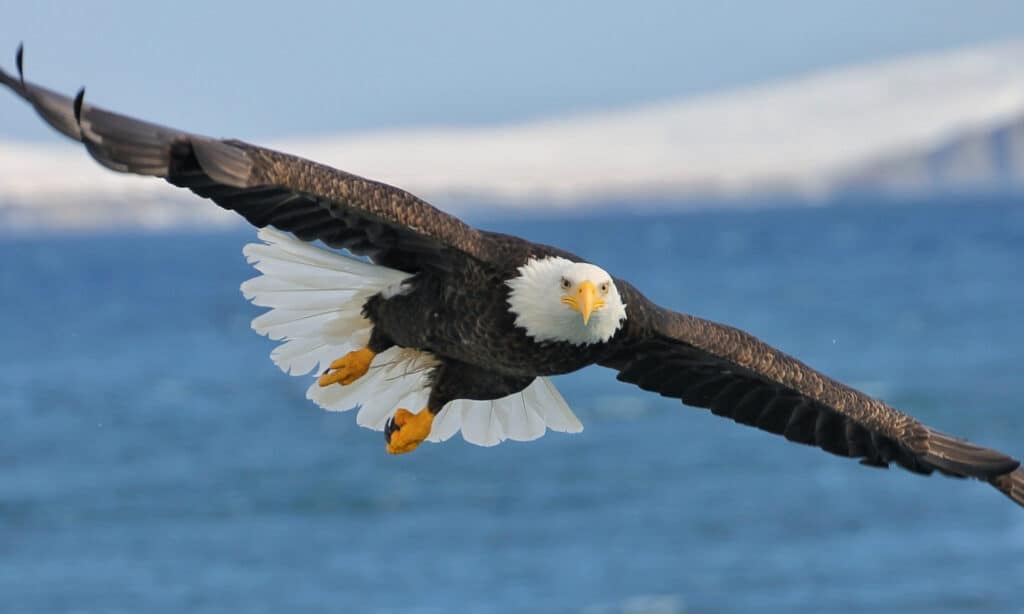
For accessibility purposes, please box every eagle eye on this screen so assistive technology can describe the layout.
[560,277,572,290]
[599,282,610,294]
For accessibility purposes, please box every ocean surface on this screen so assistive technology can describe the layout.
[2,200,1023,613]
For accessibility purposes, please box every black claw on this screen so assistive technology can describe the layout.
[384,417,398,443]
[73,87,85,125]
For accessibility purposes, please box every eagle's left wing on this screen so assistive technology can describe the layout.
[1,47,492,273]
[601,281,1024,508]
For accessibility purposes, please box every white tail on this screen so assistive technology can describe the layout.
[241,228,583,447]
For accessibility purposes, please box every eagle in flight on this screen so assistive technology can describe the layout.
[3,46,1021,509]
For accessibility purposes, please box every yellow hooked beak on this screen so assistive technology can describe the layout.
[560,280,605,325]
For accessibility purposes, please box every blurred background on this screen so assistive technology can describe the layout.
[2,2,1023,612]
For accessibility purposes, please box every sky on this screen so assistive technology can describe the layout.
[2,1,1023,144]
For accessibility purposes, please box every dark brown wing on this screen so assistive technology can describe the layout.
[0,47,493,273]
[603,281,1024,508]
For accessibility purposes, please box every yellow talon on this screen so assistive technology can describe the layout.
[385,407,435,455]
[317,347,375,387]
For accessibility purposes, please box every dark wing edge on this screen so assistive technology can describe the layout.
[0,46,491,272]
[602,282,1023,509]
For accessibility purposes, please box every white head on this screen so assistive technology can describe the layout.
[506,256,627,345]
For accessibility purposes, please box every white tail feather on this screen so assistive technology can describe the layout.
[441,377,580,446]
[242,228,402,376]
[242,228,584,447]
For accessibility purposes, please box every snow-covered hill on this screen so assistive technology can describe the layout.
[3,40,1024,230]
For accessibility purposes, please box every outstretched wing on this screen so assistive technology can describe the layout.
[0,47,492,273]
[603,282,1024,508]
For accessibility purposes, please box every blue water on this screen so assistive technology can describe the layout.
[2,201,1023,613]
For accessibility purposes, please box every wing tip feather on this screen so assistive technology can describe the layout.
[73,87,85,124]
[922,430,1020,479]
[989,468,1024,509]
[0,43,22,89]
[9,42,23,87]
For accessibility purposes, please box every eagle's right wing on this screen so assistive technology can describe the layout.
[2,46,499,274]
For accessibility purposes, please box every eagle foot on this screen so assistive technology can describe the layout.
[317,347,376,387]
[385,407,435,455]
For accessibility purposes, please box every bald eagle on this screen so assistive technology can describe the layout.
[3,47,1021,508]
